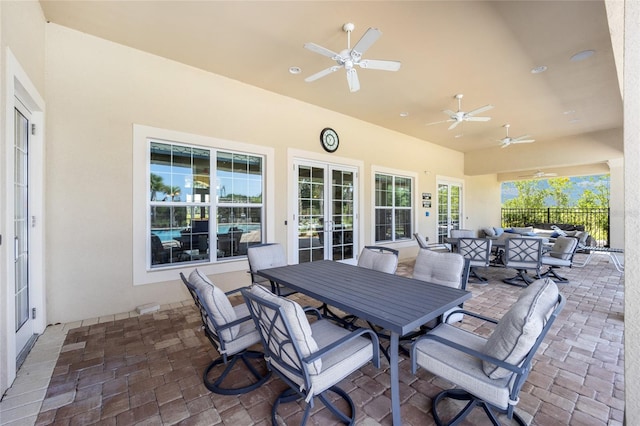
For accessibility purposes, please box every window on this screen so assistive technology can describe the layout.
[148,141,264,268]
[374,172,413,242]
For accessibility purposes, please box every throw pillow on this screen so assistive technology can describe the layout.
[482,226,496,237]
[482,278,559,379]
[494,227,505,236]
[189,269,239,341]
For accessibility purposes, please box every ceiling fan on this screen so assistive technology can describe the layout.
[499,124,536,148]
[303,23,401,93]
[427,94,493,130]
[518,170,558,179]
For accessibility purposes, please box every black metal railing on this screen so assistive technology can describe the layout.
[501,208,610,247]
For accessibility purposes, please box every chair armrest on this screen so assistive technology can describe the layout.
[224,286,251,297]
[303,326,381,368]
[303,306,323,320]
[443,309,499,324]
[411,333,527,377]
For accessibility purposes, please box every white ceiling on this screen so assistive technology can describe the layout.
[39,0,623,176]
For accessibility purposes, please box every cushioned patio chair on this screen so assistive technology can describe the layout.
[413,248,469,324]
[502,238,543,287]
[540,236,578,282]
[412,278,565,426]
[457,237,493,284]
[247,243,296,297]
[180,270,271,395]
[414,232,450,252]
[357,245,399,274]
[450,229,476,238]
[243,285,380,425]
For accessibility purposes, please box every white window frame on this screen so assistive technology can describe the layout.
[371,166,417,245]
[133,125,274,285]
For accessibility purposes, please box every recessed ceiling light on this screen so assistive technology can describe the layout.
[570,50,595,62]
[569,118,581,123]
[530,65,548,74]
[289,66,302,75]
[563,110,576,115]
[399,112,409,117]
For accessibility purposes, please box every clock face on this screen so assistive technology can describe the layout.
[320,128,339,152]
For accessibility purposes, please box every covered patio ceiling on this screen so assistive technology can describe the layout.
[39,0,623,177]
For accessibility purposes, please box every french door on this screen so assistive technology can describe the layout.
[437,180,463,244]
[294,161,358,263]
[14,102,33,358]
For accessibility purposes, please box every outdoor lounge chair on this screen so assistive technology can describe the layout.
[412,278,565,426]
[180,270,270,395]
[243,284,380,425]
[540,236,579,282]
[502,238,543,287]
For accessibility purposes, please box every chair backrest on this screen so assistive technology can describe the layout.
[413,248,465,289]
[247,243,287,287]
[457,238,492,267]
[357,246,399,274]
[450,229,476,238]
[482,278,565,389]
[503,238,543,270]
[243,285,322,385]
[180,270,240,348]
[414,232,429,249]
[549,236,579,260]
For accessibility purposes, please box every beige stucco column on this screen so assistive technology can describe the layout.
[608,158,624,248]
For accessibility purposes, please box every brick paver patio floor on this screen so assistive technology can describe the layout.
[26,252,624,425]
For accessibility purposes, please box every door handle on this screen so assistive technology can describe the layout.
[14,236,19,261]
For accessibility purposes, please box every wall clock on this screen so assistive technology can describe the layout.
[320,127,339,153]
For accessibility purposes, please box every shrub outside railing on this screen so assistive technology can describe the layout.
[501,208,610,247]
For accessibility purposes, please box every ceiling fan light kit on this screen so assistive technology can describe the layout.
[304,22,401,93]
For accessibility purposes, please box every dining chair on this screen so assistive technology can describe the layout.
[242,284,380,425]
[247,243,296,296]
[540,236,579,282]
[411,278,565,426]
[180,269,271,395]
[412,248,469,324]
[457,237,493,284]
[414,232,450,252]
[502,238,543,287]
[357,245,399,274]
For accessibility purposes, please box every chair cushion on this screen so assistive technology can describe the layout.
[247,244,287,286]
[357,248,398,274]
[482,278,559,379]
[189,269,239,341]
[414,232,429,248]
[413,249,464,288]
[493,227,505,236]
[549,236,578,260]
[249,285,321,374]
[413,324,513,410]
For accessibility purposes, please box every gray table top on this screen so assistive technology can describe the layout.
[256,260,471,336]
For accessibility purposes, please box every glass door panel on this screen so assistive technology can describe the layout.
[437,181,463,244]
[296,161,357,263]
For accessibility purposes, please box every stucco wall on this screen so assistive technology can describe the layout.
[44,24,467,324]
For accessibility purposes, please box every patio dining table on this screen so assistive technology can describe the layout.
[256,259,471,426]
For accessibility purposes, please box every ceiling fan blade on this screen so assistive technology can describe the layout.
[426,119,453,126]
[448,120,461,130]
[305,65,342,82]
[443,109,457,117]
[358,59,401,71]
[466,104,494,116]
[501,143,510,148]
[465,116,491,122]
[304,42,339,59]
[352,28,381,57]
[513,135,535,143]
[347,68,360,92]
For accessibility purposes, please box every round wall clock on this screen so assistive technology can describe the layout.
[320,127,339,153]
